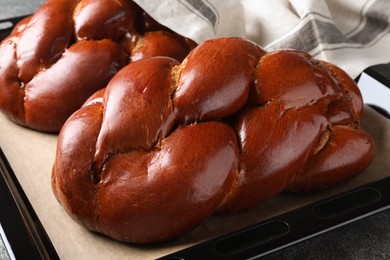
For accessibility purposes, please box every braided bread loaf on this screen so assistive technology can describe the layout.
[52,37,376,244]
[0,0,195,132]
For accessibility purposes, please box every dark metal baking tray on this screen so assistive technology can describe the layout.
[0,148,59,260]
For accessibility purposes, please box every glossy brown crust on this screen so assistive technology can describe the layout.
[174,38,266,123]
[53,38,376,244]
[0,0,196,132]
[25,39,128,131]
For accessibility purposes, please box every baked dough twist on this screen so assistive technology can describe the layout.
[52,37,376,244]
[0,0,195,132]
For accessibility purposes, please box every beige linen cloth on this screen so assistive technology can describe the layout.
[134,0,390,79]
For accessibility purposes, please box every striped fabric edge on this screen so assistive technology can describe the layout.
[265,0,390,57]
[177,0,219,33]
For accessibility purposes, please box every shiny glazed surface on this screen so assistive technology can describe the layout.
[0,0,196,132]
[52,37,376,244]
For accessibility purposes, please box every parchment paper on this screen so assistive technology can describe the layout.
[0,105,389,260]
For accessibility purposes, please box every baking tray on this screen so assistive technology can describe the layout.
[0,148,59,260]
[0,15,389,260]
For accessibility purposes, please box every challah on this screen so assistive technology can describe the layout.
[52,37,376,244]
[0,0,195,132]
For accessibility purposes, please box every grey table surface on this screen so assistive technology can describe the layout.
[1,1,390,259]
